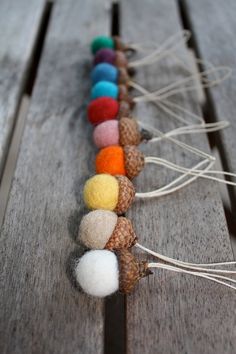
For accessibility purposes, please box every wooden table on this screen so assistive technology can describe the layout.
[0,1,235,353]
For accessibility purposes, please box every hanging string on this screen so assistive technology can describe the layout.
[136,243,236,272]
[131,66,232,103]
[128,30,191,68]
[138,120,215,161]
[148,263,236,291]
[135,159,215,198]
[145,156,236,186]
[139,120,229,143]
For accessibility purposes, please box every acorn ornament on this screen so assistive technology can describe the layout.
[75,248,151,297]
[83,173,135,215]
[95,145,145,180]
[91,63,130,86]
[93,117,142,149]
[78,210,137,250]
[94,48,128,68]
[91,81,134,104]
[87,97,119,125]
[91,36,130,55]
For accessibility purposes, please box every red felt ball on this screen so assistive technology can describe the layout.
[87,97,119,125]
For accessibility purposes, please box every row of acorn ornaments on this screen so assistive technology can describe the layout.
[75,36,153,297]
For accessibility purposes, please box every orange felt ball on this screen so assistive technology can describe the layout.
[95,146,126,176]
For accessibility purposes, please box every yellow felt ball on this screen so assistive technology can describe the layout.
[83,174,119,211]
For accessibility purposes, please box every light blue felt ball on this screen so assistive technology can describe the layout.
[91,81,119,100]
[91,63,118,85]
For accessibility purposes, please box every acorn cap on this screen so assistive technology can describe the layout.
[105,216,137,250]
[119,117,141,146]
[114,175,135,215]
[117,100,132,119]
[124,146,145,179]
[117,249,151,294]
[115,51,128,68]
[113,36,128,51]
[118,68,130,85]
[118,85,129,101]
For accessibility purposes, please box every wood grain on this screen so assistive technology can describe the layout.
[182,0,236,206]
[0,0,47,179]
[121,0,236,353]
[0,0,110,353]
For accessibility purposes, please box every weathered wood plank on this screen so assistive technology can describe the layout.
[121,0,236,353]
[182,0,236,205]
[0,0,110,353]
[0,0,47,179]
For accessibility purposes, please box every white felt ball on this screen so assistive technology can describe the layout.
[79,210,118,249]
[75,250,119,297]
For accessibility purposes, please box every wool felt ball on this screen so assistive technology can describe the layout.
[75,249,151,297]
[94,48,128,68]
[79,210,137,250]
[96,146,126,176]
[91,36,115,54]
[79,210,118,249]
[87,97,119,125]
[95,145,145,179]
[83,174,135,215]
[75,250,119,297]
[93,120,119,148]
[91,63,118,85]
[91,81,119,100]
[93,48,116,66]
[83,174,119,211]
[93,118,141,149]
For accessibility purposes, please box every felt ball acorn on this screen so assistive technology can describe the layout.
[93,117,142,148]
[91,36,130,55]
[87,97,119,125]
[83,173,135,215]
[91,81,133,104]
[75,248,151,297]
[78,210,137,250]
[93,48,128,68]
[95,145,145,179]
[91,63,130,86]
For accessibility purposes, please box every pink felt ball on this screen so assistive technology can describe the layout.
[93,120,119,148]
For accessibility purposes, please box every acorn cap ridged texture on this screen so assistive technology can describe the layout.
[124,146,145,179]
[118,68,130,85]
[119,118,141,146]
[114,175,135,215]
[117,101,132,119]
[117,249,151,294]
[113,36,127,51]
[105,216,137,250]
[115,51,128,68]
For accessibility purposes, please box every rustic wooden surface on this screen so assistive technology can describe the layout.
[182,0,236,206]
[0,0,47,179]
[0,0,110,353]
[1,0,236,353]
[122,0,236,353]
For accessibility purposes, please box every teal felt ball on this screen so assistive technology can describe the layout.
[91,81,119,100]
[91,63,118,85]
[91,36,115,54]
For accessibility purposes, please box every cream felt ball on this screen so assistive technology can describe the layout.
[93,120,119,148]
[79,210,118,249]
[75,250,119,297]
